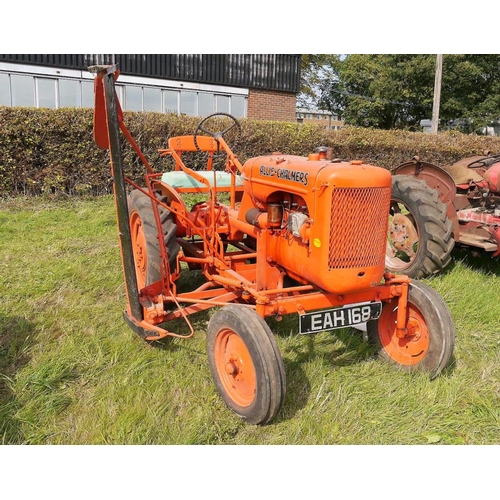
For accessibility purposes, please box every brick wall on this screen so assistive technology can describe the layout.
[247,89,297,121]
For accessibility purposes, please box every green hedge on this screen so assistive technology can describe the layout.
[2,106,500,197]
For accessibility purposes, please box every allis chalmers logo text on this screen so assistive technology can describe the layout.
[259,165,309,186]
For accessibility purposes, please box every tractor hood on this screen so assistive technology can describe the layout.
[241,154,391,205]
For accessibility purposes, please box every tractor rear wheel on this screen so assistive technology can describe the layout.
[128,189,180,290]
[367,280,455,378]
[386,175,454,279]
[206,305,286,425]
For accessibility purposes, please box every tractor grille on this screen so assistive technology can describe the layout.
[329,186,391,269]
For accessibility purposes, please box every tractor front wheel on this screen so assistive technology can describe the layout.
[367,280,455,378]
[206,305,286,425]
[128,189,180,290]
[386,175,454,279]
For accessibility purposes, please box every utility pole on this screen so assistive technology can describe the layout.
[431,54,443,134]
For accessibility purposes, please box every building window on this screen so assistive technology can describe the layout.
[144,87,161,112]
[125,85,142,112]
[198,93,214,116]
[231,95,245,118]
[216,95,230,114]
[82,81,94,108]
[0,73,10,105]
[163,90,179,114]
[59,79,81,107]
[37,78,57,109]
[180,90,196,115]
[11,74,35,107]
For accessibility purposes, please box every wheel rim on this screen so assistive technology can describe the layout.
[386,200,420,272]
[130,211,147,290]
[378,299,430,365]
[214,328,257,407]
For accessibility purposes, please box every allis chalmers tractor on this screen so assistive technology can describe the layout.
[386,152,500,279]
[90,65,455,425]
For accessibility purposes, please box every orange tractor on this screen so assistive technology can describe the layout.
[90,65,455,424]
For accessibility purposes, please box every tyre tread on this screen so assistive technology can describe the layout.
[388,175,455,278]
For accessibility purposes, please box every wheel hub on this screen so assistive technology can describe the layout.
[225,360,239,376]
[378,303,429,365]
[406,317,421,340]
[214,329,256,407]
[388,211,419,262]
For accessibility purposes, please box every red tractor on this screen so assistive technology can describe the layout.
[90,65,455,425]
[386,152,500,278]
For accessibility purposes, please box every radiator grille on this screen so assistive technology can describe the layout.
[329,187,391,269]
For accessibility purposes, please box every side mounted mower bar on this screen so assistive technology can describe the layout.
[89,64,155,338]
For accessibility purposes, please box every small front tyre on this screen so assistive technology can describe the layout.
[206,305,286,425]
[367,280,455,378]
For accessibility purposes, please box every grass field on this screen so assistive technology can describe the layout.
[1,195,500,446]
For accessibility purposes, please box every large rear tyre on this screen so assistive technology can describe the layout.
[386,175,454,279]
[128,189,180,290]
[367,280,455,378]
[206,305,286,425]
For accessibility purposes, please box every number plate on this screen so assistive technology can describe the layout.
[299,302,382,334]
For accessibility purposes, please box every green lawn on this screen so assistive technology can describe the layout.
[1,195,500,445]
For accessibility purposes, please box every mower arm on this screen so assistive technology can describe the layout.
[89,64,156,338]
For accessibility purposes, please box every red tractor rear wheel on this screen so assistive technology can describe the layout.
[206,305,286,425]
[367,280,455,378]
[386,175,454,279]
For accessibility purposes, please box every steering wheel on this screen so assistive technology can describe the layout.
[468,153,500,169]
[193,113,241,155]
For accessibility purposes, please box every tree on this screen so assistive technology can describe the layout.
[317,54,435,129]
[298,55,341,109]
[313,54,500,132]
[440,54,500,132]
